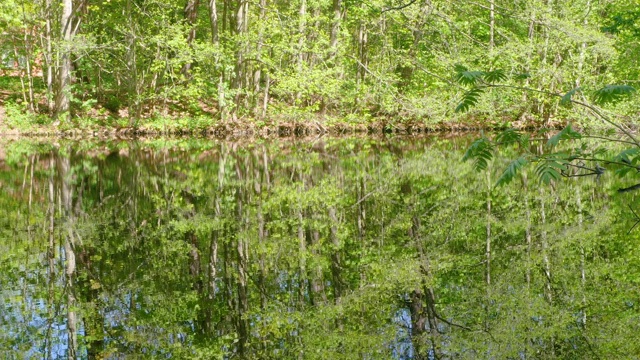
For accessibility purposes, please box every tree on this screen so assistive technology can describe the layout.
[54,0,75,122]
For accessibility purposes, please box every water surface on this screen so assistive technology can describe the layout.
[0,136,638,359]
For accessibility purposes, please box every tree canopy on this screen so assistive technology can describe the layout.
[0,0,637,128]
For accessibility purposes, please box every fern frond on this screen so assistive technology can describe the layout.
[463,137,493,171]
[455,87,484,113]
[496,156,528,186]
[547,125,582,148]
[592,85,636,105]
[483,69,507,84]
[560,87,581,107]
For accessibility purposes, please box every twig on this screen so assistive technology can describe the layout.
[627,205,640,234]
[381,0,418,13]
[483,83,640,148]
[618,184,640,193]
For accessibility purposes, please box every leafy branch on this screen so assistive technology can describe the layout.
[456,66,639,187]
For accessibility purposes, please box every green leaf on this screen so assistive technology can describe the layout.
[483,69,507,83]
[496,156,528,186]
[546,124,582,148]
[462,137,493,171]
[518,134,531,149]
[614,148,640,177]
[614,148,640,163]
[454,64,468,73]
[536,160,565,184]
[592,85,636,105]
[454,65,484,86]
[560,87,581,107]
[495,128,521,146]
[514,73,530,80]
[455,87,484,113]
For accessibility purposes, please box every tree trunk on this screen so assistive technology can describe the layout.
[356,21,368,84]
[295,0,307,100]
[208,0,226,119]
[232,0,249,117]
[42,0,54,113]
[55,0,74,122]
[297,0,307,70]
[329,0,342,60]
[20,0,35,112]
[253,0,267,115]
[209,0,219,43]
[539,0,554,123]
[522,9,535,106]
[489,0,495,50]
[182,0,201,75]
[575,0,591,90]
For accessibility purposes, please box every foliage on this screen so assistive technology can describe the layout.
[0,0,635,124]
[462,137,493,171]
[592,85,637,105]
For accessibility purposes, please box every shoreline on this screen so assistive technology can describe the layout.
[0,114,566,139]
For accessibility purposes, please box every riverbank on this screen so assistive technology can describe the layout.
[0,104,569,139]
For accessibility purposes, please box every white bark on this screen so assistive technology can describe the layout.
[55,0,74,121]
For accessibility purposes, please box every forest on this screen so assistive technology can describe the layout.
[0,0,638,131]
[2,1,640,359]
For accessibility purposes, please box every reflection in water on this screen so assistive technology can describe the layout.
[0,137,638,359]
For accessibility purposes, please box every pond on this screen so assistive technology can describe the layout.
[0,135,638,359]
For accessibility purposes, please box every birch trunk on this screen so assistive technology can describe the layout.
[42,0,54,112]
[55,0,74,122]
[489,0,495,50]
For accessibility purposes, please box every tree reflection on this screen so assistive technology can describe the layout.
[0,137,637,359]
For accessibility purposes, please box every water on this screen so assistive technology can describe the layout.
[0,136,638,359]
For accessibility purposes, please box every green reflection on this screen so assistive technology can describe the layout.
[0,137,638,359]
